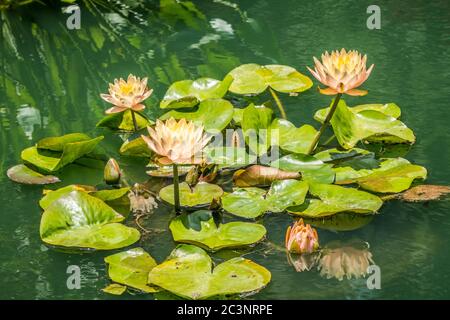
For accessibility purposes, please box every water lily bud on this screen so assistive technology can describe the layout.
[104,158,121,185]
[285,219,319,254]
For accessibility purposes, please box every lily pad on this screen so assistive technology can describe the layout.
[39,184,96,210]
[159,182,223,207]
[314,148,372,163]
[233,165,300,187]
[270,119,317,154]
[40,191,140,250]
[288,183,383,218]
[119,136,153,157]
[315,100,415,149]
[228,63,312,95]
[148,244,271,299]
[271,153,335,184]
[91,187,131,202]
[7,164,60,185]
[96,110,152,131]
[146,165,193,177]
[204,147,257,169]
[304,213,374,232]
[315,102,401,123]
[160,99,234,132]
[169,210,266,251]
[160,76,232,109]
[222,179,308,218]
[104,248,158,293]
[21,134,104,172]
[102,283,127,295]
[241,104,273,155]
[337,158,427,193]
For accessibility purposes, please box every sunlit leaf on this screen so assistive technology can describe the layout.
[7,164,60,185]
[96,110,151,131]
[270,119,317,154]
[119,136,153,157]
[102,283,127,295]
[314,102,401,123]
[159,182,223,208]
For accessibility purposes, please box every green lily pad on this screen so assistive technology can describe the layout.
[241,104,273,155]
[337,157,427,193]
[169,210,266,251]
[232,108,244,125]
[119,136,153,157]
[91,187,131,202]
[104,248,158,293]
[314,148,372,163]
[40,191,140,250]
[228,63,312,95]
[304,213,374,232]
[39,184,96,210]
[222,179,308,218]
[315,102,401,123]
[148,244,271,299]
[21,134,104,172]
[204,147,257,169]
[159,182,223,207]
[315,100,415,149]
[288,183,383,218]
[96,110,152,131]
[37,133,93,151]
[7,164,60,185]
[160,76,232,109]
[160,98,234,132]
[102,283,127,295]
[270,119,318,154]
[271,153,335,184]
[146,165,193,177]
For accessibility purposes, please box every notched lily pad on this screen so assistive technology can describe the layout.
[222,179,309,218]
[104,247,158,293]
[288,183,383,218]
[96,110,151,131]
[169,210,267,251]
[148,244,271,300]
[7,164,60,185]
[159,182,223,208]
[40,191,140,250]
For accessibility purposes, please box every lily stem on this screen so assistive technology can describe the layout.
[307,93,342,154]
[131,109,138,132]
[269,87,287,119]
[172,164,181,214]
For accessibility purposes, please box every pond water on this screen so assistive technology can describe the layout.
[1,0,449,299]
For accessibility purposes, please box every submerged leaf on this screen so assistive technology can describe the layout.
[159,182,223,208]
[233,165,300,187]
[396,185,450,202]
[169,210,266,251]
[7,164,60,185]
[148,244,271,299]
[304,213,374,232]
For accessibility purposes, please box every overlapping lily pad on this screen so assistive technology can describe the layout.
[21,133,103,172]
[7,164,60,185]
[222,179,308,218]
[159,182,223,207]
[148,244,271,299]
[270,119,317,154]
[228,64,312,95]
[119,136,153,157]
[204,147,257,169]
[288,183,383,218]
[160,76,232,109]
[315,102,401,122]
[241,104,273,155]
[96,110,151,131]
[104,248,158,293]
[169,210,266,251]
[40,191,140,250]
[160,98,234,132]
[39,184,96,209]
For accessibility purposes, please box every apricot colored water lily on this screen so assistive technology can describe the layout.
[142,118,211,165]
[285,219,319,254]
[307,49,374,96]
[101,74,153,114]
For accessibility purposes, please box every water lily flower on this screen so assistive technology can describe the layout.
[285,219,320,254]
[307,48,374,96]
[104,158,121,185]
[141,118,211,166]
[100,74,153,114]
[318,241,374,281]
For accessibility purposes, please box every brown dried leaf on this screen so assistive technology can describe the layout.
[233,165,300,187]
[400,185,450,202]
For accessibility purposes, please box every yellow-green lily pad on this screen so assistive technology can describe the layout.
[96,110,152,131]
[7,164,60,185]
[159,182,223,208]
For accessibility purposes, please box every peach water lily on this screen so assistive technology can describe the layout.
[306,49,374,154]
[285,219,320,254]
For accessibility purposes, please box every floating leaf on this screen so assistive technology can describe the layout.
[270,119,317,154]
[314,102,401,123]
[271,153,335,184]
[104,248,158,293]
[39,184,96,210]
[395,185,450,202]
[7,164,60,185]
[314,148,372,163]
[233,165,300,187]
[337,157,427,193]
[146,165,192,177]
[288,183,383,218]
[96,110,151,131]
[21,134,103,172]
[160,98,234,132]
[169,210,266,251]
[40,191,140,250]
[119,136,152,157]
[315,100,415,149]
[228,63,312,95]
[102,284,127,295]
[159,182,223,208]
[204,147,256,169]
[303,213,374,232]
[241,104,273,155]
[160,76,232,109]
[148,244,271,299]
[37,133,93,151]
[222,180,308,218]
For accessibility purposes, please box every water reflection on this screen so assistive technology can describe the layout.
[16,106,47,140]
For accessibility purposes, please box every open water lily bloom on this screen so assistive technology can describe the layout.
[307,48,374,96]
[142,118,211,165]
[285,219,320,254]
[100,74,153,114]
